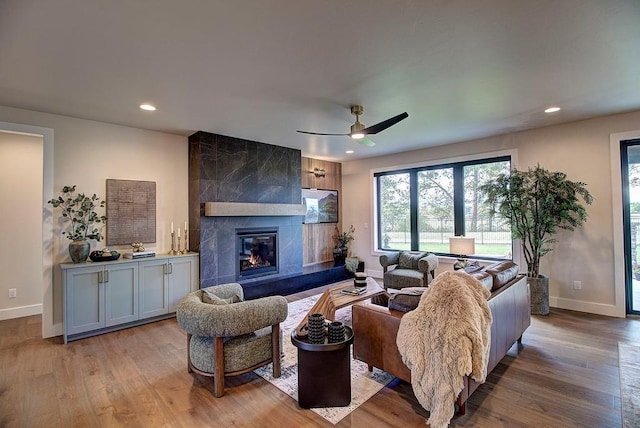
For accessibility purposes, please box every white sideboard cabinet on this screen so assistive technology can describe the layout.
[61,253,198,343]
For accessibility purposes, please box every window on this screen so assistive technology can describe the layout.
[375,156,512,259]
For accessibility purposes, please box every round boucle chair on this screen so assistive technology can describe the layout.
[176,282,288,397]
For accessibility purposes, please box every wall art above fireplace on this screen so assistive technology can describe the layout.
[302,188,338,224]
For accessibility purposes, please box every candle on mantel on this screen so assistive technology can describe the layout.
[184,221,187,233]
[171,222,174,233]
[177,228,181,238]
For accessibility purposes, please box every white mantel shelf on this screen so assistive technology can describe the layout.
[204,202,306,217]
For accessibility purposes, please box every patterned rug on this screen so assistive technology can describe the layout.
[254,293,394,425]
[619,342,640,428]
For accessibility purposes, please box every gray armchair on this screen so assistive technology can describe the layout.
[379,250,439,289]
[176,283,288,397]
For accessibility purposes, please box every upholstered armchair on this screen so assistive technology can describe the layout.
[176,283,288,397]
[379,250,439,290]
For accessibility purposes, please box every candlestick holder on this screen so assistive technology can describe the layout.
[182,229,190,254]
[176,236,182,255]
[169,231,179,255]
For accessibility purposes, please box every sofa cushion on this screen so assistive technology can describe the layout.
[201,289,241,305]
[384,268,425,289]
[398,251,427,269]
[470,271,494,292]
[485,261,520,290]
[389,293,422,313]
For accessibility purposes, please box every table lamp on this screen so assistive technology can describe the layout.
[449,236,476,270]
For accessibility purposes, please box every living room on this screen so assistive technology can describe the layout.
[1,1,640,426]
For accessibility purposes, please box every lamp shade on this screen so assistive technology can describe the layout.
[449,236,475,256]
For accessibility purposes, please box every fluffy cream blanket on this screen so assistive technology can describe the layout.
[396,271,492,428]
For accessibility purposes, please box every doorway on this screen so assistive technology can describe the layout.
[622,139,640,315]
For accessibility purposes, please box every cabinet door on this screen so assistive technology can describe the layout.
[138,259,169,319]
[105,263,138,327]
[167,257,196,312]
[64,265,104,337]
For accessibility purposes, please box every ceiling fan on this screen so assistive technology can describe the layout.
[297,105,409,147]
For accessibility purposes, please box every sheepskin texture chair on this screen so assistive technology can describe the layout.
[176,283,288,397]
[396,271,492,428]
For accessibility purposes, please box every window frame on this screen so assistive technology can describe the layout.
[374,154,512,261]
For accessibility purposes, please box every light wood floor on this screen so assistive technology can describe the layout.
[1,283,639,427]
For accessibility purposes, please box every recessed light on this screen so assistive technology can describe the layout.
[345,150,354,154]
[140,104,156,111]
[544,106,561,113]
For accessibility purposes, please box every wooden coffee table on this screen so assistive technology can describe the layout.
[294,277,385,338]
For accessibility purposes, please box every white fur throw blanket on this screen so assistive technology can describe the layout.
[396,271,492,428]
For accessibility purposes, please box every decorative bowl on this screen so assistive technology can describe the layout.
[89,251,121,262]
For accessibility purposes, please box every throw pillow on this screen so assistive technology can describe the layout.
[398,251,426,269]
[201,289,241,305]
[389,292,422,312]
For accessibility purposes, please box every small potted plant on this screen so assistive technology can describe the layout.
[332,224,355,263]
[48,185,107,263]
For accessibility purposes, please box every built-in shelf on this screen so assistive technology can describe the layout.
[204,202,306,217]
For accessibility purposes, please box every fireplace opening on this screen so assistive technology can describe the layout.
[237,229,278,279]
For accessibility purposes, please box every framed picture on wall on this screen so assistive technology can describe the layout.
[302,188,338,224]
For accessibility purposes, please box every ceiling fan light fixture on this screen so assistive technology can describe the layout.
[350,119,365,139]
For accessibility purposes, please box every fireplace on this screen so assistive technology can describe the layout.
[237,229,278,279]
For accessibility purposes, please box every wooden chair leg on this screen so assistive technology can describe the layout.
[272,324,281,378]
[213,336,225,397]
[186,333,194,374]
[368,364,374,372]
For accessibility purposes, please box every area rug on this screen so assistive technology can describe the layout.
[254,293,395,425]
[619,342,640,428]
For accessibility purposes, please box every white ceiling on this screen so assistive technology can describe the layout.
[1,0,639,161]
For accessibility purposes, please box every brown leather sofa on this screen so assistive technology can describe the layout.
[352,262,530,414]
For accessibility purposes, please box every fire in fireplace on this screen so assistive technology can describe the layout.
[237,229,278,279]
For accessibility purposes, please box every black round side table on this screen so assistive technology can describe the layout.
[291,326,354,408]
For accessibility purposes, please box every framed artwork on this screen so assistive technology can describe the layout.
[302,188,338,224]
[106,179,156,245]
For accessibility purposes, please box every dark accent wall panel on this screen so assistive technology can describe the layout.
[188,131,303,288]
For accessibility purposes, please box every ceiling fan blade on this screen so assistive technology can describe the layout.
[361,112,409,135]
[296,130,350,136]
[357,136,376,147]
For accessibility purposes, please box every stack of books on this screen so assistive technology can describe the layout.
[123,251,156,259]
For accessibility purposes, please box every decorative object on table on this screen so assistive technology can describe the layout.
[354,272,367,288]
[169,222,179,255]
[131,242,145,252]
[89,248,120,262]
[449,236,476,270]
[328,321,346,343]
[307,312,326,344]
[182,221,190,253]
[479,164,593,315]
[122,251,156,259]
[47,185,107,263]
[105,179,156,246]
[332,224,355,263]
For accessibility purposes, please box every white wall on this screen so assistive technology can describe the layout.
[342,109,640,318]
[0,132,43,319]
[0,105,188,337]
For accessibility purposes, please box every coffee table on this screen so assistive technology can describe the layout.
[294,277,385,338]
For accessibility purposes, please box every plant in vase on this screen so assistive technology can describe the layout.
[332,224,355,262]
[48,185,107,263]
[479,164,593,315]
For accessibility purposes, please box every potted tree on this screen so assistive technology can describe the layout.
[48,185,107,263]
[479,165,593,315]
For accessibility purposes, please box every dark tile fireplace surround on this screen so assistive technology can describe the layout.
[188,132,350,299]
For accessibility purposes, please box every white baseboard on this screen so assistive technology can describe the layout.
[0,303,43,321]
[366,268,383,280]
[550,297,624,318]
